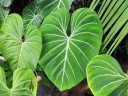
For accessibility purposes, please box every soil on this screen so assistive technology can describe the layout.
[37,79,94,96]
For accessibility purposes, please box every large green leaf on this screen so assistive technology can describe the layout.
[0,0,14,7]
[0,67,37,96]
[39,8,103,91]
[87,55,128,96]
[0,14,42,71]
[22,1,43,27]
[38,0,73,18]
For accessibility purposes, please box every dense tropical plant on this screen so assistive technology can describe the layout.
[0,0,128,95]
[86,0,128,96]
[0,0,103,93]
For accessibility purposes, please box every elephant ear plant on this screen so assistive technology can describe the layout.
[39,8,103,91]
[0,14,42,71]
[22,0,43,27]
[0,67,37,96]
[0,0,14,7]
[86,0,128,96]
[0,0,104,95]
[22,0,74,28]
[87,55,128,96]
[37,0,73,18]
[0,13,42,95]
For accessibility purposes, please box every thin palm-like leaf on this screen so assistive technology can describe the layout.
[101,8,128,53]
[104,0,128,33]
[89,0,100,10]
[90,0,128,54]
[101,0,124,27]
[107,23,128,55]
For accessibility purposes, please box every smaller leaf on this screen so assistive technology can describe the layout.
[22,1,43,27]
[87,55,128,96]
[0,5,9,17]
[0,0,14,7]
[0,67,37,96]
[38,0,73,18]
[0,13,42,71]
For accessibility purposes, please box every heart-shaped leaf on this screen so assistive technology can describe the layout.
[0,0,14,7]
[22,1,43,27]
[38,0,73,18]
[0,14,42,71]
[0,67,37,96]
[39,8,103,91]
[87,55,128,96]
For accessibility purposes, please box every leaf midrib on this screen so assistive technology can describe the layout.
[61,36,70,88]
[17,42,24,68]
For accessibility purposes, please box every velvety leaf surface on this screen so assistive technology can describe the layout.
[87,55,128,96]
[0,0,14,7]
[39,8,103,91]
[38,0,73,18]
[22,1,43,27]
[0,5,9,17]
[0,14,42,71]
[0,67,37,96]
